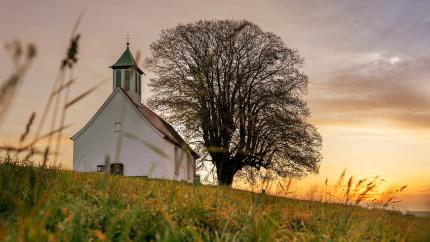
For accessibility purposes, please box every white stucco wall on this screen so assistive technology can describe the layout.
[73,89,193,181]
[163,140,194,182]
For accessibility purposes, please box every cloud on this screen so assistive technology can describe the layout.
[418,188,430,193]
[310,55,430,129]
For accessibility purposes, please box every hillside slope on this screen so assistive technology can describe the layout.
[0,162,429,241]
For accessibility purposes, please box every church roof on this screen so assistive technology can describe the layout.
[110,46,144,74]
[71,88,199,159]
[123,91,199,159]
[136,104,199,159]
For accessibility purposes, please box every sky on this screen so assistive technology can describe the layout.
[0,0,429,211]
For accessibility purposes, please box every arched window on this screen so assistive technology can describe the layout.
[124,70,130,90]
[115,70,121,88]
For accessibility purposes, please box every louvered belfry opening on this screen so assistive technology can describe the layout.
[110,44,144,104]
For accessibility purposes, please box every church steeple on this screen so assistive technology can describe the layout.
[110,43,144,104]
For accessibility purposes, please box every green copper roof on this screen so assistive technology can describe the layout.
[110,46,144,74]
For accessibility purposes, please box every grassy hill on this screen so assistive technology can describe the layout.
[0,160,429,241]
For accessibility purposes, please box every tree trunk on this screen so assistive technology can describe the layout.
[217,169,235,186]
[215,159,239,186]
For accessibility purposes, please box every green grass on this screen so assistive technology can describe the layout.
[0,160,429,241]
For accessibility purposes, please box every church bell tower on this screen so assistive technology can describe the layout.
[110,42,144,104]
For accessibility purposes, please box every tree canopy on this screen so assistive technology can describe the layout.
[146,20,322,186]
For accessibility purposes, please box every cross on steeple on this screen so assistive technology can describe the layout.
[126,33,131,47]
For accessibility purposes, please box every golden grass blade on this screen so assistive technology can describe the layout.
[123,132,167,158]
[334,169,346,192]
[33,69,64,143]
[0,42,36,126]
[54,74,74,161]
[21,124,71,151]
[355,184,376,205]
[65,77,108,109]
[0,145,45,156]
[46,70,66,152]
[52,79,74,96]
[20,112,36,143]
[71,9,85,37]
[345,176,354,203]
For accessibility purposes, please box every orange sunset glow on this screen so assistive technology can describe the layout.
[1,0,429,212]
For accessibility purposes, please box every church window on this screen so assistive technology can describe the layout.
[115,70,121,88]
[124,70,130,90]
[114,122,123,132]
[174,146,179,175]
[187,154,191,179]
[97,165,105,172]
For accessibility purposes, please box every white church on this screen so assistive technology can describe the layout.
[72,44,198,182]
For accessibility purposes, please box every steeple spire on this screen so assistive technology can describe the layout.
[110,46,143,74]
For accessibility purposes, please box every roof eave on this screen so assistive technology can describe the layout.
[163,136,200,159]
[109,65,144,75]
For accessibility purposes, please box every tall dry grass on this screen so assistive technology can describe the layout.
[0,162,428,241]
[235,169,409,213]
[0,14,107,167]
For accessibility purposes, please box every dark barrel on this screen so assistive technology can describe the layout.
[110,163,124,175]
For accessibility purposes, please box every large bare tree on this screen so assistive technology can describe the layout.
[146,20,322,186]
